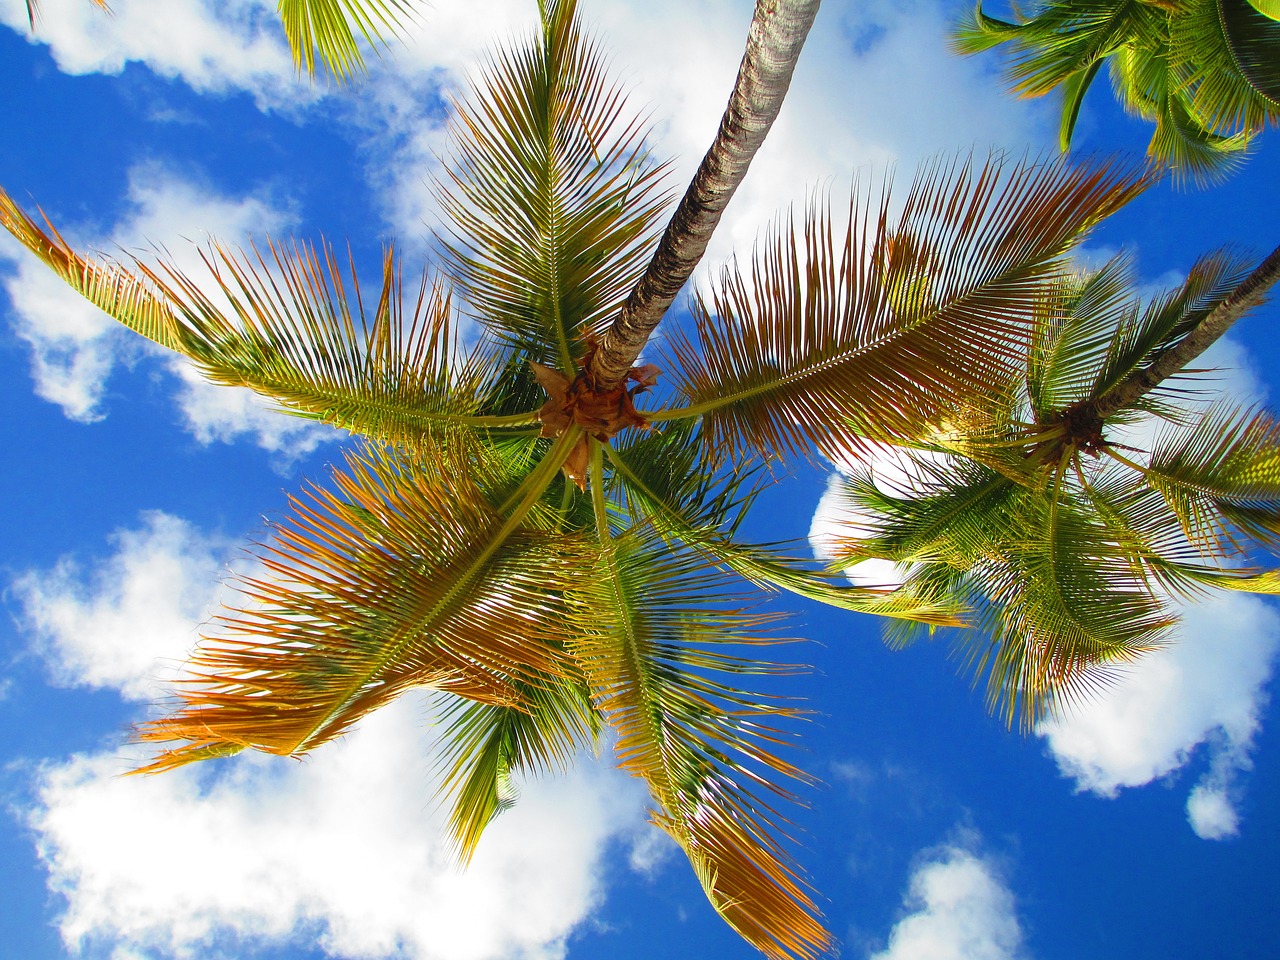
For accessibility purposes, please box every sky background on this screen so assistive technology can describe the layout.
[1,1,1279,959]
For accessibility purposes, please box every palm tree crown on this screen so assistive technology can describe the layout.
[954,0,1280,182]
[823,246,1280,729]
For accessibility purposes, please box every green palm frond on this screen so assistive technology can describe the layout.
[279,0,416,82]
[133,442,589,772]
[608,427,966,624]
[665,154,1148,465]
[1222,0,1280,103]
[433,666,600,863]
[1145,403,1280,552]
[0,190,521,447]
[954,0,1280,180]
[1176,0,1280,131]
[436,0,670,370]
[955,484,1172,728]
[576,472,826,960]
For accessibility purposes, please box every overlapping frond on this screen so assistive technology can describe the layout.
[953,0,1280,180]
[134,444,588,772]
[1145,403,1280,553]
[436,0,670,370]
[667,155,1147,465]
[608,426,965,624]
[572,503,826,960]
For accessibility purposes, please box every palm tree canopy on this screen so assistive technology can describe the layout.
[0,0,1156,957]
[823,249,1280,729]
[953,0,1280,182]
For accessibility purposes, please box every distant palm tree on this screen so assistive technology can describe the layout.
[953,0,1280,182]
[22,0,418,81]
[1,0,1153,956]
[822,243,1280,730]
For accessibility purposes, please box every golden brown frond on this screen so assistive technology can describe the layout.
[134,445,589,770]
[666,154,1150,466]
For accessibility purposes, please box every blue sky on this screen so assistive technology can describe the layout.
[1,1,1279,959]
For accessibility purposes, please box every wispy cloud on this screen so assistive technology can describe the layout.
[2,0,304,107]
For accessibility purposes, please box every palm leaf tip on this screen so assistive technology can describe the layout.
[278,0,418,82]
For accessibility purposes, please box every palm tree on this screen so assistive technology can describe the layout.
[953,0,1280,183]
[821,242,1280,731]
[21,0,418,81]
[0,0,1151,955]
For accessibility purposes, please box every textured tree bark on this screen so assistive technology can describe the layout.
[588,0,822,390]
[1091,242,1280,420]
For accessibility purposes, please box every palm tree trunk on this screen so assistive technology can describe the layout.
[588,0,822,390]
[1091,242,1280,419]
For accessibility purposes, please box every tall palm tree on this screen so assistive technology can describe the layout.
[821,242,1280,730]
[21,0,419,81]
[953,0,1280,183]
[0,0,1150,955]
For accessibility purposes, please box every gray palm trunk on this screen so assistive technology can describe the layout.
[1091,242,1280,419]
[588,0,823,390]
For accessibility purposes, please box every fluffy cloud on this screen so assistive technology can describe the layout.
[13,510,650,959]
[1,165,328,456]
[1037,592,1278,839]
[2,0,302,107]
[12,511,237,702]
[29,699,644,960]
[870,845,1025,960]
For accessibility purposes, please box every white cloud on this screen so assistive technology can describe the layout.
[11,511,239,702]
[2,0,302,107]
[870,845,1025,960]
[13,509,651,959]
[27,698,646,960]
[1186,781,1240,841]
[165,358,331,460]
[1,165,328,455]
[1037,592,1278,838]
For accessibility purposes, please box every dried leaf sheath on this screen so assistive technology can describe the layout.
[134,446,586,771]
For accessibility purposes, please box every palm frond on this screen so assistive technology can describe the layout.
[0,189,520,447]
[959,488,1172,728]
[0,189,184,350]
[1145,403,1280,553]
[1216,0,1280,108]
[666,154,1148,465]
[433,666,600,863]
[607,429,965,624]
[576,463,827,960]
[133,443,588,772]
[436,0,670,371]
[278,0,416,82]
